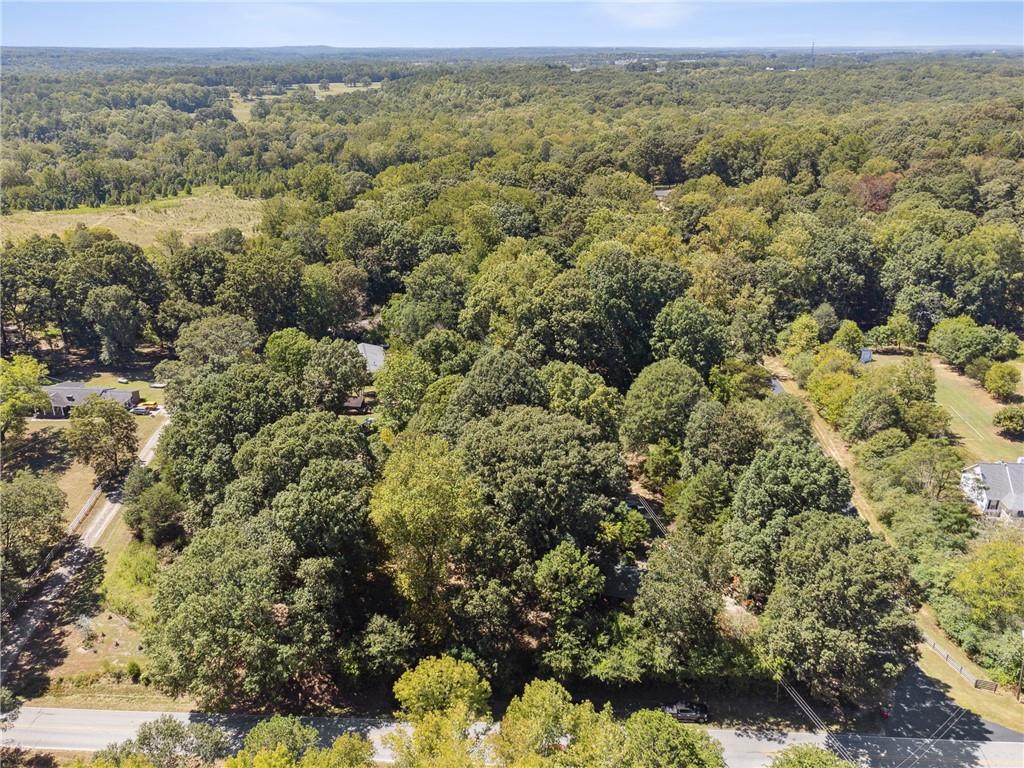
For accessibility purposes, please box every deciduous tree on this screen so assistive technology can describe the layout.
[67,396,139,483]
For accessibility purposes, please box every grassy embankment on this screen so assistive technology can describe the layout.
[0,185,262,247]
[767,357,1024,732]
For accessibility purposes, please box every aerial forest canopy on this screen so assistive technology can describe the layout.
[2,48,1022,712]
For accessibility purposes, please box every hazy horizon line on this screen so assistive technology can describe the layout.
[5,43,1021,51]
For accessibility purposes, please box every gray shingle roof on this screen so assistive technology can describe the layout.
[357,343,385,374]
[971,460,1024,511]
[42,382,139,410]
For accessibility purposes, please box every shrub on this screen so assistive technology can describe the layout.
[993,405,1024,436]
[393,655,491,721]
[984,362,1020,401]
[102,541,158,621]
[964,356,994,383]
[124,481,185,546]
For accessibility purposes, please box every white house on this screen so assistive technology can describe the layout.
[960,458,1024,522]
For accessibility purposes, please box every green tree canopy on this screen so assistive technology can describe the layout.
[723,441,852,600]
[0,354,50,441]
[67,395,139,483]
[757,512,918,705]
[621,359,707,453]
[651,297,728,378]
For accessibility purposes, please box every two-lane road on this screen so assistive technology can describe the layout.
[4,707,1023,767]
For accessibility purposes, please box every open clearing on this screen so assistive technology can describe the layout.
[0,186,262,247]
[872,352,1023,462]
[230,80,381,121]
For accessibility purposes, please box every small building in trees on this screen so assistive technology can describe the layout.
[960,458,1024,521]
[601,563,643,602]
[357,342,385,375]
[40,382,140,418]
[859,348,874,364]
[343,394,368,414]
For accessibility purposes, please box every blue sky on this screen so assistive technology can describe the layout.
[3,2,1021,48]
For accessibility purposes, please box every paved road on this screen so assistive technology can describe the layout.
[887,663,1023,742]
[1,419,167,677]
[4,707,1024,767]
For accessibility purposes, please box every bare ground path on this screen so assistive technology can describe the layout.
[765,359,1024,734]
[1,418,167,682]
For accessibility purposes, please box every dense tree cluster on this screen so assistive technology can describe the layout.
[5,49,1017,711]
[790,324,1023,683]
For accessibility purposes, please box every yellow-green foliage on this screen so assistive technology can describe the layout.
[805,346,860,423]
[102,540,158,622]
[951,530,1024,627]
[225,738,374,768]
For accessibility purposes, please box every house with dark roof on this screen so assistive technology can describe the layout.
[601,563,644,602]
[40,382,140,418]
[960,458,1024,522]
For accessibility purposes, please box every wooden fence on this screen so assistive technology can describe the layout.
[923,635,998,691]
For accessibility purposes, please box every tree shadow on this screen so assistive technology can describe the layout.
[49,350,163,387]
[884,664,1022,741]
[0,747,59,768]
[2,428,72,477]
[184,713,399,752]
[837,731,987,768]
[4,544,107,701]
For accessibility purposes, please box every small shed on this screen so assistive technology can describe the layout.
[343,394,367,414]
[859,348,874,364]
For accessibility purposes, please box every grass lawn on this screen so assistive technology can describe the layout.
[872,352,1023,462]
[5,422,98,524]
[0,185,261,247]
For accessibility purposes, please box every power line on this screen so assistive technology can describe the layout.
[780,681,859,765]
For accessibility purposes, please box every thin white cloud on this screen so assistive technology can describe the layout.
[597,2,695,30]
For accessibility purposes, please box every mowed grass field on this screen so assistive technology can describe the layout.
[0,185,262,247]
[230,80,381,121]
[872,352,1023,463]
